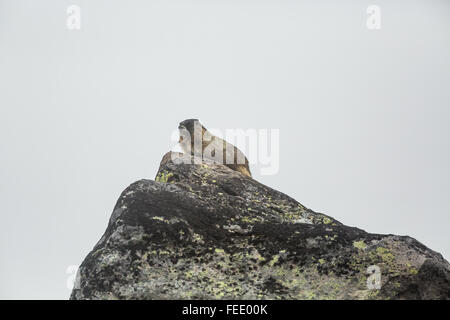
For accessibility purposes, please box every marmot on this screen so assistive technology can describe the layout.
[178,119,252,177]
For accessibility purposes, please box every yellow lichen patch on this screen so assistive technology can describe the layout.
[192,233,205,245]
[240,216,262,224]
[353,240,368,250]
[322,217,333,225]
[269,255,280,267]
[376,247,394,263]
[155,171,174,183]
[409,267,418,275]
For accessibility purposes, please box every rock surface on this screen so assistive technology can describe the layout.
[70,152,450,300]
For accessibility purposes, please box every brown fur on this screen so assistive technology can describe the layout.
[178,119,252,177]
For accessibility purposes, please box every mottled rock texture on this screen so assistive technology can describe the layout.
[71,152,450,300]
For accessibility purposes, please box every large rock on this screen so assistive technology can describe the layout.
[70,152,450,299]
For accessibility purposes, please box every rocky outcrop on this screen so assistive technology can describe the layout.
[70,152,450,300]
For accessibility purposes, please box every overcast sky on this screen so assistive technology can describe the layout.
[1,0,449,299]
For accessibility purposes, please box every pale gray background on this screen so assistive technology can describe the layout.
[0,0,449,299]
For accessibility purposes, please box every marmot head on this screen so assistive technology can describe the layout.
[178,119,201,134]
[178,119,207,151]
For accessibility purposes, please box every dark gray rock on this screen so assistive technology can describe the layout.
[70,152,450,300]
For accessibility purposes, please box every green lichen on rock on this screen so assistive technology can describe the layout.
[376,247,395,264]
[353,240,368,250]
[155,170,174,183]
[71,152,450,300]
[322,217,333,225]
